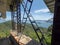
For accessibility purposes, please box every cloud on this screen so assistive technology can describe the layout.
[34,8,50,13]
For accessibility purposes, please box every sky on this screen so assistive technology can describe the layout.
[1,0,53,21]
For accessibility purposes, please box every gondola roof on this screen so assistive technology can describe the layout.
[0,0,22,18]
[44,0,55,13]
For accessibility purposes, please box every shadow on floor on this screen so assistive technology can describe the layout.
[0,37,12,45]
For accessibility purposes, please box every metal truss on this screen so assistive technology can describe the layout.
[10,4,15,30]
[10,0,48,45]
[21,0,47,45]
[16,0,21,33]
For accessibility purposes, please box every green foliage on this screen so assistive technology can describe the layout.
[0,21,11,38]
[23,24,51,45]
[0,21,52,45]
[48,25,53,32]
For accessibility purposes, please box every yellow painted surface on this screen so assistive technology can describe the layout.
[10,31,32,45]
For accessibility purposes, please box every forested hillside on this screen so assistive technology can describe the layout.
[0,21,52,45]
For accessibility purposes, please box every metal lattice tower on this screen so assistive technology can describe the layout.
[16,0,21,33]
[10,0,48,45]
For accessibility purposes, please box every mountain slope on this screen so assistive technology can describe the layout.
[0,21,12,38]
[0,21,51,45]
